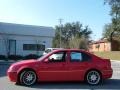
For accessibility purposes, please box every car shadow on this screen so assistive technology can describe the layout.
[20,79,120,89]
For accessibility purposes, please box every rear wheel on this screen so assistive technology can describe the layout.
[86,70,101,85]
[19,70,37,86]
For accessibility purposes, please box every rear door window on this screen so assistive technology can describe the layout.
[70,51,91,62]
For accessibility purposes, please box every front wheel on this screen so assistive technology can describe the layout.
[86,70,101,85]
[20,70,37,86]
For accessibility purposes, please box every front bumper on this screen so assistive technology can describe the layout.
[7,71,17,82]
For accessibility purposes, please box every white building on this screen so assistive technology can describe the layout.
[0,22,55,56]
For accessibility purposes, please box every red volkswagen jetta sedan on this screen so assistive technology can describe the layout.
[7,49,113,86]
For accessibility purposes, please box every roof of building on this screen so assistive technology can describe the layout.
[0,22,55,37]
[90,38,109,45]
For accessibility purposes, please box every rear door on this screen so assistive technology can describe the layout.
[67,51,92,81]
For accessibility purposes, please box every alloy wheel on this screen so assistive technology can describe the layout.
[86,70,101,85]
[20,70,37,86]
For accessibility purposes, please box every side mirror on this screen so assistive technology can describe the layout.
[44,58,55,63]
[44,59,49,63]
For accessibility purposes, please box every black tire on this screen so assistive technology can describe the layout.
[19,70,37,86]
[86,70,101,85]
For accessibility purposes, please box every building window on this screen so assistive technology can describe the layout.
[23,44,45,51]
[96,44,100,49]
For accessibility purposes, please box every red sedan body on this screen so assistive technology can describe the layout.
[7,49,113,85]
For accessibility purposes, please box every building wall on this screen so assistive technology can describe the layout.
[0,34,53,56]
[89,42,111,52]
[0,39,6,55]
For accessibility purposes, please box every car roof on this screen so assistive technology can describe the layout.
[45,48,63,50]
[52,49,88,52]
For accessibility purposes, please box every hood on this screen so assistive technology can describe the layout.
[12,59,37,66]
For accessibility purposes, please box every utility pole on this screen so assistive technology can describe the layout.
[58,19,63,48]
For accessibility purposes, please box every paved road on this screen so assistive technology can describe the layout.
[0,61,120,90]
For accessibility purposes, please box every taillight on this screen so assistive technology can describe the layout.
[103,59,111,68]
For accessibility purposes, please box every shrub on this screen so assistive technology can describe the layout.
[24,54,40,60]
[8,55,23,60]
[0,55,7,60]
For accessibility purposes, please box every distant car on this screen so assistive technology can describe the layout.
[7,49,113,86]
[43,48,63,55]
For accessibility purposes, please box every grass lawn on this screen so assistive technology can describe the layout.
[94,51,120,60]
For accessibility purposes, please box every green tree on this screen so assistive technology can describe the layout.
[69,36,89,49]
[103,0,120,40]
[52,22,92,49]
[103,24,114,39]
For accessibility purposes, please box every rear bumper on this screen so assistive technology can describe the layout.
[7,71,17,82]
[102,69,113,79]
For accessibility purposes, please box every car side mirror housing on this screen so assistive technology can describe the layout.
[44,59,49,63]
[44,58,55,63]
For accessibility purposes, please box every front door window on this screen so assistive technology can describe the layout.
[48,51,66,62]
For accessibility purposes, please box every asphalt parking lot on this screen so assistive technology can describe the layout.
[0,60,120,90]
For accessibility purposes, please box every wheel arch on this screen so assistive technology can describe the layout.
[84,68,102,81]
[17,67,38,83]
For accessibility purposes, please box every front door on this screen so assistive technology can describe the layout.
[39,51,68,81]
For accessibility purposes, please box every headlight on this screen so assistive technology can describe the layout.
[8,64,19,72]
[8,65,14,71]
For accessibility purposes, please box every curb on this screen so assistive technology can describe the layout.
[110,60,120,62]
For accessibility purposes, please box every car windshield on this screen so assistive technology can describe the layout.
[37,51,54,61]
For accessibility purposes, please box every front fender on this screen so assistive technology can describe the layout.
[17,65,36,75]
